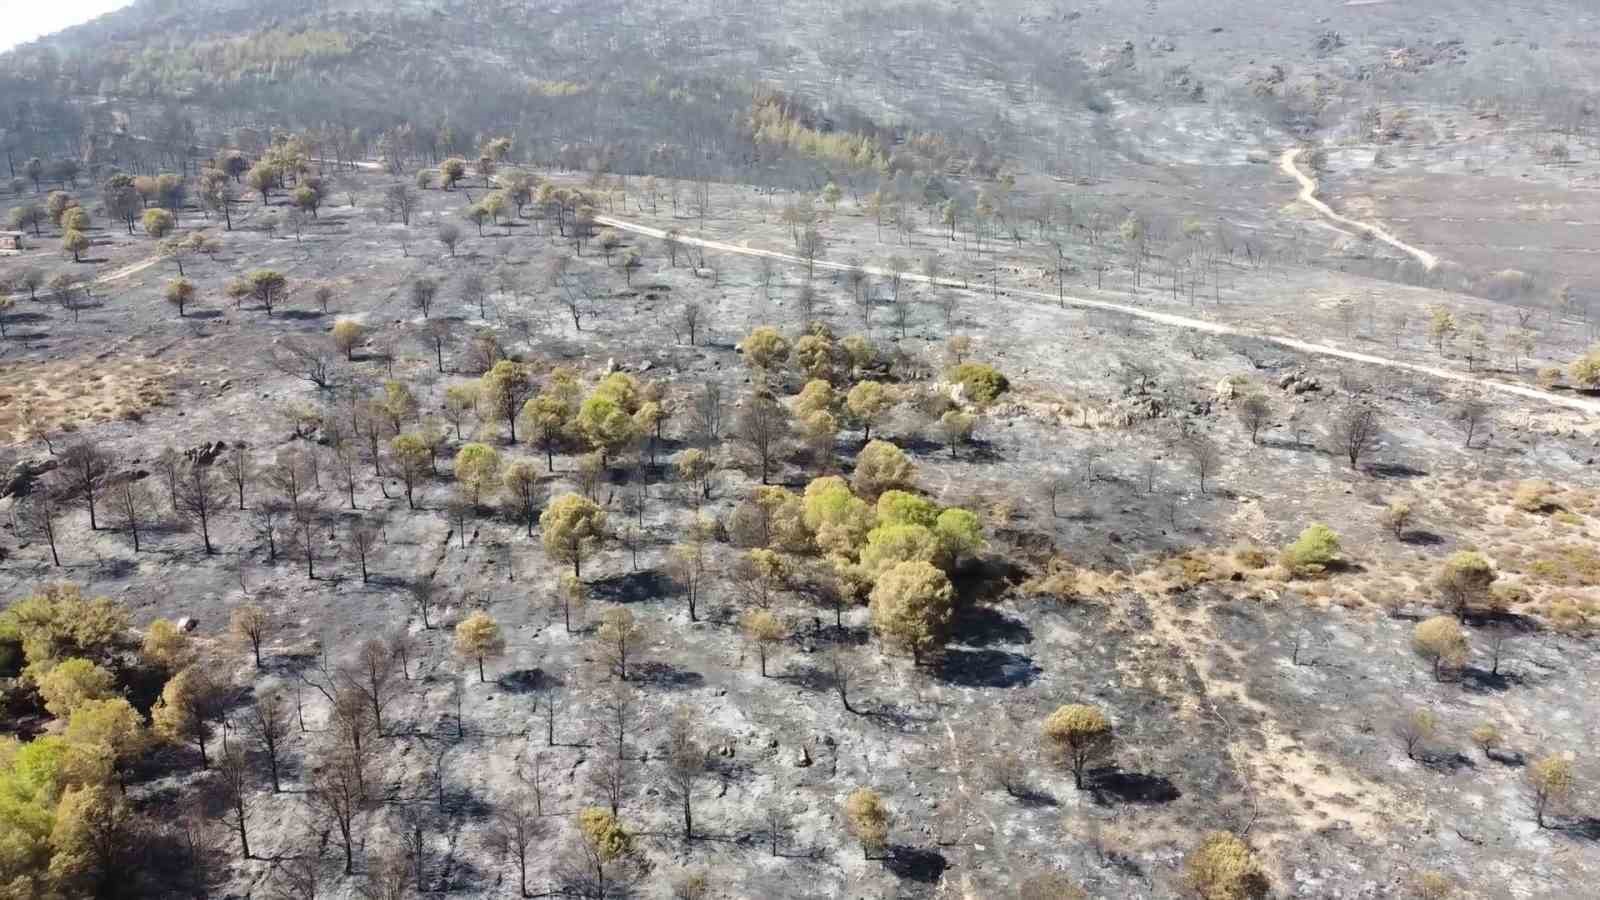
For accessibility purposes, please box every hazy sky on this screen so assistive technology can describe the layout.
[3,1,133,53]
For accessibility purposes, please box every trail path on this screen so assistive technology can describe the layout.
[594,214,1599,415]
[1279,147,1439,271]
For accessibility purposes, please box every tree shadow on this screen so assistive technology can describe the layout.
[882,845,948,883]
[774,663,834,694]
[1088,767,1181,805]
[631,661,703,691]
[276,309,325,321]
[932,649,1039,688]
[187,310,224,320]
[589,569,672,604]
[1486,748,1526,768]
[1366,461,1428,479]
[497,667,549,695]
[1419,751,1477,775]
[948,604,1032,647]
[1459,666,1522,694]
[1004,786,1059,808]
[1399,530,1447,547]
[1557,818,1600,842]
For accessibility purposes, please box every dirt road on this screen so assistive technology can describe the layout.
[1280,147,1439,271]
[595,214,1599,415]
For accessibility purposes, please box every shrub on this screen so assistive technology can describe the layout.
[1280,523,1340,575]
[947,362,1010,404]
[1412,616,1467,680]
[1434,551,1496,618]
[1183,831,1269,900]
[1512,479,1556,512]
[1569,347,1600,389]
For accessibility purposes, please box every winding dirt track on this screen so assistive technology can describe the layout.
[594,214,1600,415]
[1279,147,1439,271]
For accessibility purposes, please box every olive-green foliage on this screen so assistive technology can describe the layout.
[35,659,115,719]
[541,493,607,578]
[1184,831,1269,900]
[0,584,129,683]
[454,443,502,502]
[851,440,915,497]
[742,326,790,371]
[1435,551,1496,616]
[1412,615,1468,679]
[876,490,938,528]
[577,806,633,860]
[801,476,875,558]
[859,523,942,574]
[947,362,1010,404]
[869,560,955,662]
[1281,523,1340,575]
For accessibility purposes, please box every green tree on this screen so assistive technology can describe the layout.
[151,666,220,766]
[141,208,176,239]
[1526,754,1574,828]
[1435,551,1496,619]
[454,611,506,682]
[479,360,534,443]
[742,326,791,373]
[390,434,432,508]
[1042,704,1114,790]
[845,381,896,442]
[164,278,195,317]
[541,493,607,578]
[852,439,915,497]
[869,560,954,664]
[1412,615,1468,680]
[62,697,146,790]
[454,443,503,506]
[36,659,116,719]
[61,229,89,262]
[440,158,468,190]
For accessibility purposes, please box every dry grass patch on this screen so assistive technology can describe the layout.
[0,354,176,444]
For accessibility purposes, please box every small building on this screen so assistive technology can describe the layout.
[0,231,22,251]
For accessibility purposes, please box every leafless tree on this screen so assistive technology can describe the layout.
[1235,394,1270,445]
[1178,431,1221,494]
[175,463,229,554]
[409,578,439,629]
[111,478,157,553]
[20,483,64,566]
[242,689,291,793]
[226,443,251,509]
[678,302,704,345]
[58,441,114,530]
[273,339,336,389]
[593,681,641,761]
[1452,398,1490,449]
[586,754,630,816]
[308,752,364,874]
[1330,400,1383,470]
[411,277,439,318]
[489,792,544,897]
[661,707,706,840]
[346,517,381,583]
[214,743,255,859]
[735,391,790,485]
